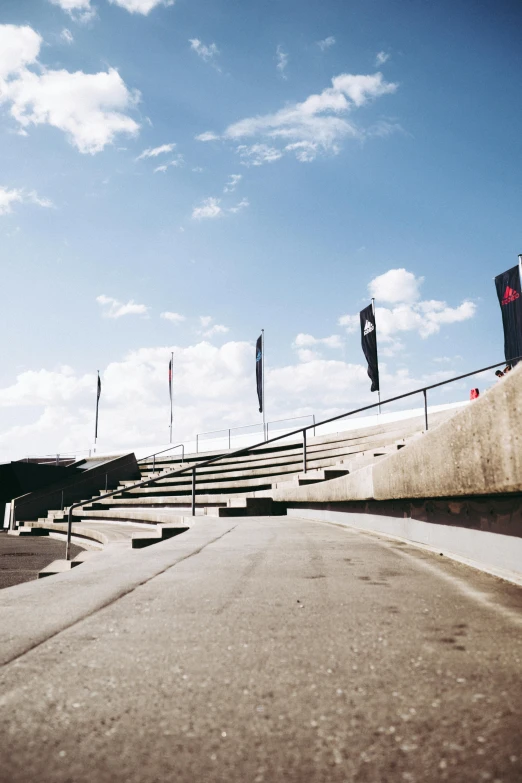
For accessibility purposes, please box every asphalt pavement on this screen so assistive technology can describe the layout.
[0,531,84,589]
[0,515,520,782]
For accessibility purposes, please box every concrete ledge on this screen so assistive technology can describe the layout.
[291,507,522,583]
[38,559,82,578]
[0,519,237,666]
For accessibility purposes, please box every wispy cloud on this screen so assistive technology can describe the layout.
[48,0,96,24]
[192,195,250,219]
[161,311,185,323]
[192,197,223,220]
[136,142,176,160]
[198,316,229,338]
[276,45,288,79]
[0,185,54,215]
[223,174,242,193]
[189,38,220,70]
[236,144,283,166]
[228,198,249,214]
[108,0,175,15]
[195,131,219,142]
[375,50,390,66]
[153,155,184,173]
[60,28,74,44]
[197,71,399,165]
[317,36,336,51]
[96,294,148,318]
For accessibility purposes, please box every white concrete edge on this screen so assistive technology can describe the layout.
[47,531,104,550]
[289,509,522,587]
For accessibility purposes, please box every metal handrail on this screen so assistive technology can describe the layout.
[137,443,184,472]
[63,356,517,559]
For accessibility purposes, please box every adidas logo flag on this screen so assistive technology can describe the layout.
[360,303,380,392]
[495,262,522,366]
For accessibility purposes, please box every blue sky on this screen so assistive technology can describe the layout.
[0,0,521,458]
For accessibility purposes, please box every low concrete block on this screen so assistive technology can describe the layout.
[38,560,82,579]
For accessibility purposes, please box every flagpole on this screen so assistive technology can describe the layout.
[169,351,173,444]
[262,329,266,441]
[371,299,381,414]
[94,370,100,453]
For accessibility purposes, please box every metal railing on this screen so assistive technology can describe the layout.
[137,443,184,473]
[194,414,315,452]
[63,356,516,559]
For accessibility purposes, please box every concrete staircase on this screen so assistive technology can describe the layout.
[13,410,456,549]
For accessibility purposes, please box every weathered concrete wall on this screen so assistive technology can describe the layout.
[272,364,522,504]
[373,363,522,499]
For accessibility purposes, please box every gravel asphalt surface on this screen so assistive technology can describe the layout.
[0,516,520,782]
[0,531,84,589]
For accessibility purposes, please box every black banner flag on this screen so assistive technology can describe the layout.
[95,371,101,441]
[360,303,380,392]
[256,334,263,413]
[495,263,522,366]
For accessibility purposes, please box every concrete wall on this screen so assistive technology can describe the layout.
[272,364,522,505]
[291,507,522,581]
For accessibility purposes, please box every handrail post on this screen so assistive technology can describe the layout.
[66,507,72,561]
[61,490,64,512]
[191,468,196,516]
[105,473,108,492]
[181,445,184,465]
[153,454,155,473]
[423,388,429,431]
[196,434,199,454]
[313,414,316,437]
[228,429,231,450]
[302,429,307,474]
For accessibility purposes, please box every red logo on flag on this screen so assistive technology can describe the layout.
[502,285,520,305]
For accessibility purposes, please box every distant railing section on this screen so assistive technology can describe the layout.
[195,414,315,452]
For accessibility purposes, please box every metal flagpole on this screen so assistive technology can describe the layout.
[371,299,381,414]
[169,351,173,444]
[94,370,100,453]
[262,329,266,441]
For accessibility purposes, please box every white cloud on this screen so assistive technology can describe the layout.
[317,36,336,51]
[236,144,283,166]
[0,24,140,154]
[0,25,41,79]
[221,71,398,163]
[136,142,176,160]
[192,197,223,220]
[0,339,468,461]
[276,45,288,79]
[199,316,212,328]
[96,294,149,318]
[375,51,390,66]
[195,131,219,142]
[228,197,249,214]
[369,268,423,303]
[161,311,185,323]
[339,268,477,345]
[202,324,229,338]
[153,155,183,173]
[48,0,96,23]
[108,0,175,14]
[224,174,242,193]
[0,187,22,215]
[0,185,54,215]
[192,194,249,218]
[189,38,220,68]
[60,28,74,44]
